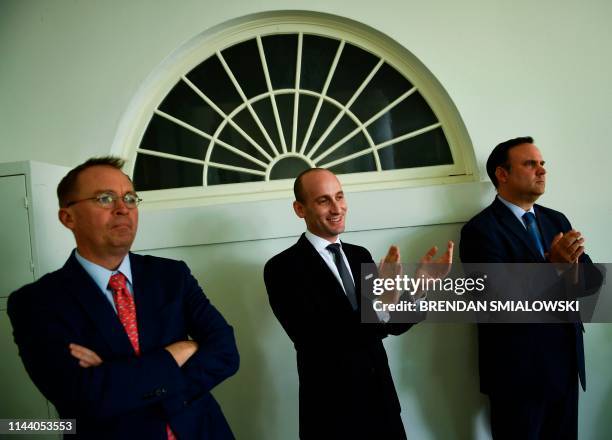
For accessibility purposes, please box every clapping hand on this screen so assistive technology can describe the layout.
[415,241,454,282]
[377,245,402,305]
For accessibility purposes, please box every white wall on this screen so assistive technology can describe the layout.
[2,0,611,438]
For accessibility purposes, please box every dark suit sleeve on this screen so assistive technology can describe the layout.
[264,256,320,349]
[177,261,240,393]
[8,286,188,420]
[7,261,239,422]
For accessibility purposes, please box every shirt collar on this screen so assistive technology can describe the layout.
[304,230,342,253]
[74,249,133,292]
[497,195,536,226]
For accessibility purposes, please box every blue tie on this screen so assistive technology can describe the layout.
[522,212,545,258]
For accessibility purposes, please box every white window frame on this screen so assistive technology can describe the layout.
[111,11,476,209]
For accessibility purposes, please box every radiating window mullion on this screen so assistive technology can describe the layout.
[181,75,274,163]
[208,162,267,176]
[306,59,384,160]
[298,40,345,155]
[292,33,303,153]
[363,87,418,128]
[313,86,418,164]
[154,109,268,169]
[138,149,269,179]
[256,36,288,154]
[138,148,206,166]
[319,146,373,169]
[216,50,281,157]
[375,122,442,151]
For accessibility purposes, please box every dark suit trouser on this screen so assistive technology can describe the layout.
[489,376,578,440]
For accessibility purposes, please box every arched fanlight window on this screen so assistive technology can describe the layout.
[115,12,474,204]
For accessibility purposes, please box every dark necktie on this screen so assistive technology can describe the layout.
[108,273,177,440]
[522,212,545,258]
[326,243,358,310]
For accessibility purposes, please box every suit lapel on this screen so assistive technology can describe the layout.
[492,198,545,262]
[129,253,160,354]
[63,254,135,356]
[534,205,556,253]
[296,234,356,312]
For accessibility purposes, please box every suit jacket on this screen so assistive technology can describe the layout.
[459,198,603,397]
[8,252,239,439]
[263,234,412,439]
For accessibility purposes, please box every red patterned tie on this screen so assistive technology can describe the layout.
[108,273,177,440]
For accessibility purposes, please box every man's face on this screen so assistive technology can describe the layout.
[293,170,347,242]
[497,143,546,203]
[59,165,138,263]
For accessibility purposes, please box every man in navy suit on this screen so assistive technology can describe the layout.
[8,157,239,439]
[264,168,452,439]
[460,137,603,439]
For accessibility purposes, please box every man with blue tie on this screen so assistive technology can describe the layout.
[8,157,239,439]
[460,137,603,439]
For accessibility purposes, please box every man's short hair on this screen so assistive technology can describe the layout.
[294,168,327,203]
[57,156,126,207]
[486,136,534,188]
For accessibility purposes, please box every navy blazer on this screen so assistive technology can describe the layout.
[460,198,603,397]
[264,235,412,439]
[8,252,239,439]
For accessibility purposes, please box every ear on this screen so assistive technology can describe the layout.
[495,166,508,185]
[293,200,306,219]
[58,208,75,230]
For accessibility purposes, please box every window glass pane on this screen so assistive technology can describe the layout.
[269,157,311,180]
[327,43,379,106]
[274,93,295,150]
[313,113,361,162]
[140,114,209,161]
[368,92,438,144]
[186,55,242,115]
[134,155,202,191]
[209,142,267,171]
[158,80,223,135]
[350,63,413,122]
[295,94,318,150]
[328,153,376,175]
[207,167,264,186]
[379,127,453,170]
[251,97,283,151]
[300,35,340,93]
[229,107,277,158]
[222,39,267,99]
[217,121,270,164]
[318,130,369,166]
[262,34,298,90]
[303,101,341,156]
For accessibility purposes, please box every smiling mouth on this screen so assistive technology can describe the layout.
[328,216,344,223]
